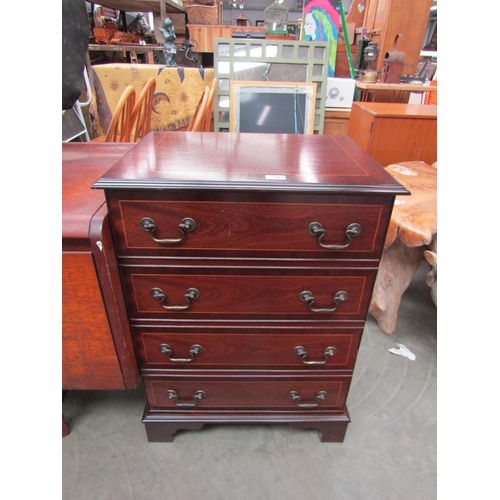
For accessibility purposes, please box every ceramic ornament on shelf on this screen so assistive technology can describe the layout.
[264,0,289,34]
[301,0,341,77]
[159,17,177,67]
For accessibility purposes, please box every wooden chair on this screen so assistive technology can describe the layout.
[92,86,136,142]
[187,86,209,132]
[131,78,156,142]
[202,78,217,132]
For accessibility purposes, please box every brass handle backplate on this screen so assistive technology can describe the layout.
[158,343,203,362]
[300,290,348,313]
[150,287,200,311]
[140,217,196,244]
[166,390,206,407]
[308,222,362,250]
[293,346,337,364]
[289,390,327,407]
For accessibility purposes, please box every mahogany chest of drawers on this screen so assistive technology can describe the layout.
[94,132,408,442]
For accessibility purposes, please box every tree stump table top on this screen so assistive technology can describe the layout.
[384,161,437,248]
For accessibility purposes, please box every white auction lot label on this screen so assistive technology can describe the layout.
[265,175,286,180]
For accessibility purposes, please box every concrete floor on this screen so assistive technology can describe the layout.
[62,261,437,500]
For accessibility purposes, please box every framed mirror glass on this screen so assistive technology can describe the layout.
[230,81,317,134]
[214,39,329,134]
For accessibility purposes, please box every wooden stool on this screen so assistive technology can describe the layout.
[369,161,437,334]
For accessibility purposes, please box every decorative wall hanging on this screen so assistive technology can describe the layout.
[301,0,341,77]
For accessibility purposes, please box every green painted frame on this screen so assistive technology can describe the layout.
[213,39,330,134]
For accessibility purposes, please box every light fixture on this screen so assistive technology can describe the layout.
[230,0,245,9]
[363,42,380,68]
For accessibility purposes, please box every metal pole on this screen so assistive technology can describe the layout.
[338,2,359,101]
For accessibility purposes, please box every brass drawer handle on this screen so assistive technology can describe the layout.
[158,343,203,362]
[150,287,200,311]
[293,346,337,364]
[300,290,348,313]
[308,222,362,250]
[289,390,327,407]
[140,217,196,244]
[166,390,206,407]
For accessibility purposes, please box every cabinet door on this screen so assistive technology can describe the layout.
[370,116,437,167]
[62,252,125,389]
[346,105,374,153]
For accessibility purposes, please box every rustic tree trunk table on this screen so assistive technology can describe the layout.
[369,161,437,334]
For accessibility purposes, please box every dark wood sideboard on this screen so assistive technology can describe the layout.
[93,132,408,442]
[62,143,140,436]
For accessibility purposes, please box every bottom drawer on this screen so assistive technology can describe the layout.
[143,375,351,411]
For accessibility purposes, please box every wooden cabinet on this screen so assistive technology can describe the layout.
[347,102,437,167]
[62,143,140,396]
[334,44,358,79]
[94,132,408,442]
[323,109,351,136]
[364,0,433,76]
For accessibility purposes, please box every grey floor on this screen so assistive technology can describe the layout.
[62,261,437,500]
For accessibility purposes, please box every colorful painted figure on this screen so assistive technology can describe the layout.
[301,0,340,77]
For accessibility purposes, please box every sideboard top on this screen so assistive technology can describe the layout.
[63,142,135,242]
[92,132,409,195]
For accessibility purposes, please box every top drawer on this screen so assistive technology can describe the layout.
[107,193,393,259]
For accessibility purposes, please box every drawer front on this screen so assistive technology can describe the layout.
[143,376,351,411]
[135,328,363,370]
[110,199,390,259]
[122,267,376,320]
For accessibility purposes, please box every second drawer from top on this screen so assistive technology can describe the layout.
[121,265,377,321]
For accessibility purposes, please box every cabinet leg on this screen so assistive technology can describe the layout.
[144,422,205,442]
[62,414,70,437]
[289,421,349,443]
[317,421,349,442]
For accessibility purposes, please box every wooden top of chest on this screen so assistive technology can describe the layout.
[93,132,409,195]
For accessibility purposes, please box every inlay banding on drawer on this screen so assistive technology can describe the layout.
[123,270,375,319]
[110,199,389,258]
[135,330,362,370]
[144,377,349,411]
